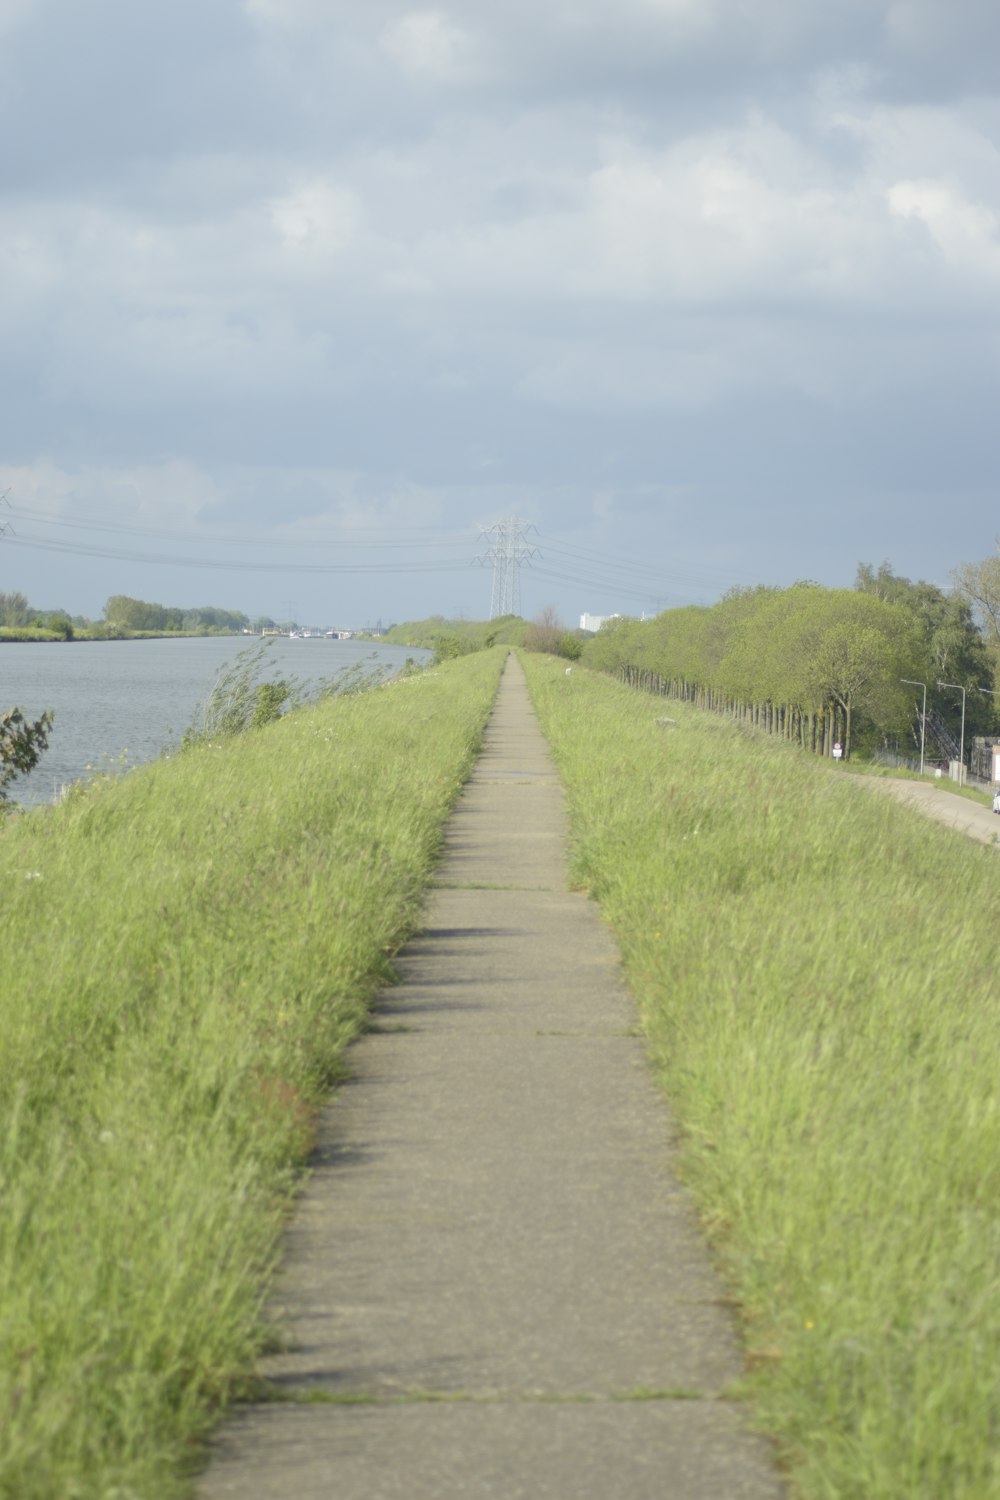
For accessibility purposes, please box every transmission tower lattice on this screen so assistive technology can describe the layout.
[476,517,538,619]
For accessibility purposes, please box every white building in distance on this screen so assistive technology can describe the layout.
[579,613,621,633]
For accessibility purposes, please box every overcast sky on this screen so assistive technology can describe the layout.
[1,0,999,628]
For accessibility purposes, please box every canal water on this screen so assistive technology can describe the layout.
[1,636,430,808]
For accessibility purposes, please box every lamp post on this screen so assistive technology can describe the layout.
[937,680,966,783]
[901,679,927,776]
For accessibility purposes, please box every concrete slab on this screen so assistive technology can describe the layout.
[203,1402,780,1500]
[197,655,783,1499]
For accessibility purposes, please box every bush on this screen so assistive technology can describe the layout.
[0,707,54,803]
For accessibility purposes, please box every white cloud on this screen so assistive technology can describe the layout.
[240,0,328,26]
[353,88,1000,326]
[518,340,741,412]
[268,178,362,259]
[637,0,711,13]
[379,10,480,82]
[888,177,1000,276]
[380,116,893,311]
[623,0,717,39]
[0,459,223,528]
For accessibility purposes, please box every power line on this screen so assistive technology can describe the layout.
[5,498,734,607]
[3,533,474,575]
[538,537,732,590]
[2,503,471,551]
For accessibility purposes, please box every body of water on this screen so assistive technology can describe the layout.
[1,636,429,808]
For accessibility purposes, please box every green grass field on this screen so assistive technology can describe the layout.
[521,653,1000,1499]
[0,650,503,1500]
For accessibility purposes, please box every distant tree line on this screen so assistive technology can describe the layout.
[385,609,586,663]
[581,561,1000,761]
[103,596,249,634]
[385,614,528,658]
[0,590,250,638]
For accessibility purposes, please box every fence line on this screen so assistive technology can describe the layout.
[613,665,848,759]
[872,748,923,774]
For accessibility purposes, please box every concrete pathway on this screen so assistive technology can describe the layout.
[198,656,782,1500]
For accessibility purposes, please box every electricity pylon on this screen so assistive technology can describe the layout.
[477,517,538,619]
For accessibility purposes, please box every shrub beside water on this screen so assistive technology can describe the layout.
[0,650,503,1500]
[522,652,1000,1499]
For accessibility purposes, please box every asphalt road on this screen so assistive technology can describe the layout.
[860,775,1000,847]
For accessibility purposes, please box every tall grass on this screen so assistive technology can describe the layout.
[522,653,1000,1499]
[0,650,503,1500]
[182,638,395,743]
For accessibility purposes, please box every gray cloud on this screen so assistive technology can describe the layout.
[1,0,998,625]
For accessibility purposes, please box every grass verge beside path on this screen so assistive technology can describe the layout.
[0,649,503,1500]
[522,653,1000,1499]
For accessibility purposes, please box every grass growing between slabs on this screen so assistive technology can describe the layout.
[0,649,503,1500]
[521,653,1000,1500]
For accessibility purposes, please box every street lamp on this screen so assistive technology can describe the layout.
[901,679,927,776]
[937,681,966,783]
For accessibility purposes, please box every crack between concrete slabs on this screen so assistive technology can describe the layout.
[246,1384,721,1408]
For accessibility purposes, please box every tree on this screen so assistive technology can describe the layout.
[789,591,922,756]
[0,591,31,627]
[719,585,922,754]
[525,605,565,656]
[951,553,1000,700]
[859,561,995,738]
[1,707,54,803]
[39,610,74,640]
[582,614,641,673]
[105,594,156,631]
[104,595,246,634]
[183,606,249,633]
[951,555,1000,645]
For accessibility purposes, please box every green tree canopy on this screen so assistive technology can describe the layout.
[583,580,929,757]
[104,596,247,633]
[859,560,996,737]
[0,591,31,627]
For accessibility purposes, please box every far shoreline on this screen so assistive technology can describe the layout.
[0,630,248,645]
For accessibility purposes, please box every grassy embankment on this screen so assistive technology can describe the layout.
[522,652,1000,1499]
[0,627,76,643]
[0,649,504,1500]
